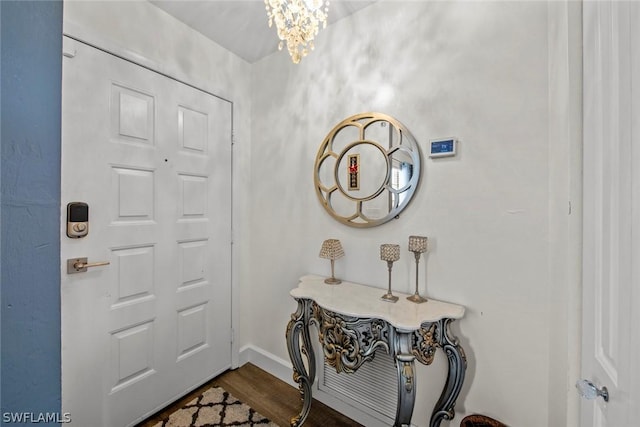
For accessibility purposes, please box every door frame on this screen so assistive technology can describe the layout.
[546,2,583,426]
[628,4,640,423]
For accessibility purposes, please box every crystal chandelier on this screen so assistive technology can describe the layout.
[264,0,330,64]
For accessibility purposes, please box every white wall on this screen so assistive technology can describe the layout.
[249,2,580,426]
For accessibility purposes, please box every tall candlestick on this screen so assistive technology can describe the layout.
[380,244,400,302]
[407,236,428,303]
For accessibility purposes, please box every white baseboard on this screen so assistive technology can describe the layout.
[238,345,396,427]
[238,345,296,388]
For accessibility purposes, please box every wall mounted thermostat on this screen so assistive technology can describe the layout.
[67,202,89,238]
[429,138,457,158]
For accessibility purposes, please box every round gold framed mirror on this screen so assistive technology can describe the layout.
[314,112,422,227]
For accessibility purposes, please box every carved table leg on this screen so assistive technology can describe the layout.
[286,299,316,427]
[430,319,467,427]
[394,331,417,427]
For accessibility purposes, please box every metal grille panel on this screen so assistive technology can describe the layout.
[320,350,397,420]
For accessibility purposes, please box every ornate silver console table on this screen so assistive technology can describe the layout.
[286,275,466,427]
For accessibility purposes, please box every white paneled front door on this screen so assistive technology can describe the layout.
[581,2,638,426]
[61,37,232,427]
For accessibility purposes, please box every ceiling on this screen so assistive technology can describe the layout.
[150,0,376,63]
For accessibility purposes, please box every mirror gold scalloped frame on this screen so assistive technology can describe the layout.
[314,112,422,227]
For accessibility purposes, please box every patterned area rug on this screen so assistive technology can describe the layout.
[152,386,279,427]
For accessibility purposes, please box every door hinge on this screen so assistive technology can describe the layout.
[230,328,235,344]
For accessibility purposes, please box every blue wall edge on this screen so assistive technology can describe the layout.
[1,1,63,424]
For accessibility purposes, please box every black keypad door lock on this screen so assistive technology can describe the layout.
[66,202,89,238]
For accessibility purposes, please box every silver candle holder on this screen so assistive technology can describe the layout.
[380,244,400,302]
[407,235,428,303]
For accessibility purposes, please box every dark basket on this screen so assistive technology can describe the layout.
[460,414,507,427]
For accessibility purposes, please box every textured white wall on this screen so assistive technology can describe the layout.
[249,2,578,426]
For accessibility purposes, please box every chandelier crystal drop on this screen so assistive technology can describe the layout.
[265,0,330,64]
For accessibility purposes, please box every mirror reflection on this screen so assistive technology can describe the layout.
[314,112,422,227]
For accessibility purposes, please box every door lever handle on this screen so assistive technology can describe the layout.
[576,379,609,402]
[67,257,110,274]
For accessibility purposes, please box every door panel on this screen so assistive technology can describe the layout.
[61,37,232,427]
[581,2,635,426]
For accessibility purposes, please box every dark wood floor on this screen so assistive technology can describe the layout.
[136,363,363,427]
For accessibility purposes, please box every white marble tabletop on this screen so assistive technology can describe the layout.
[290,275,465,331]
